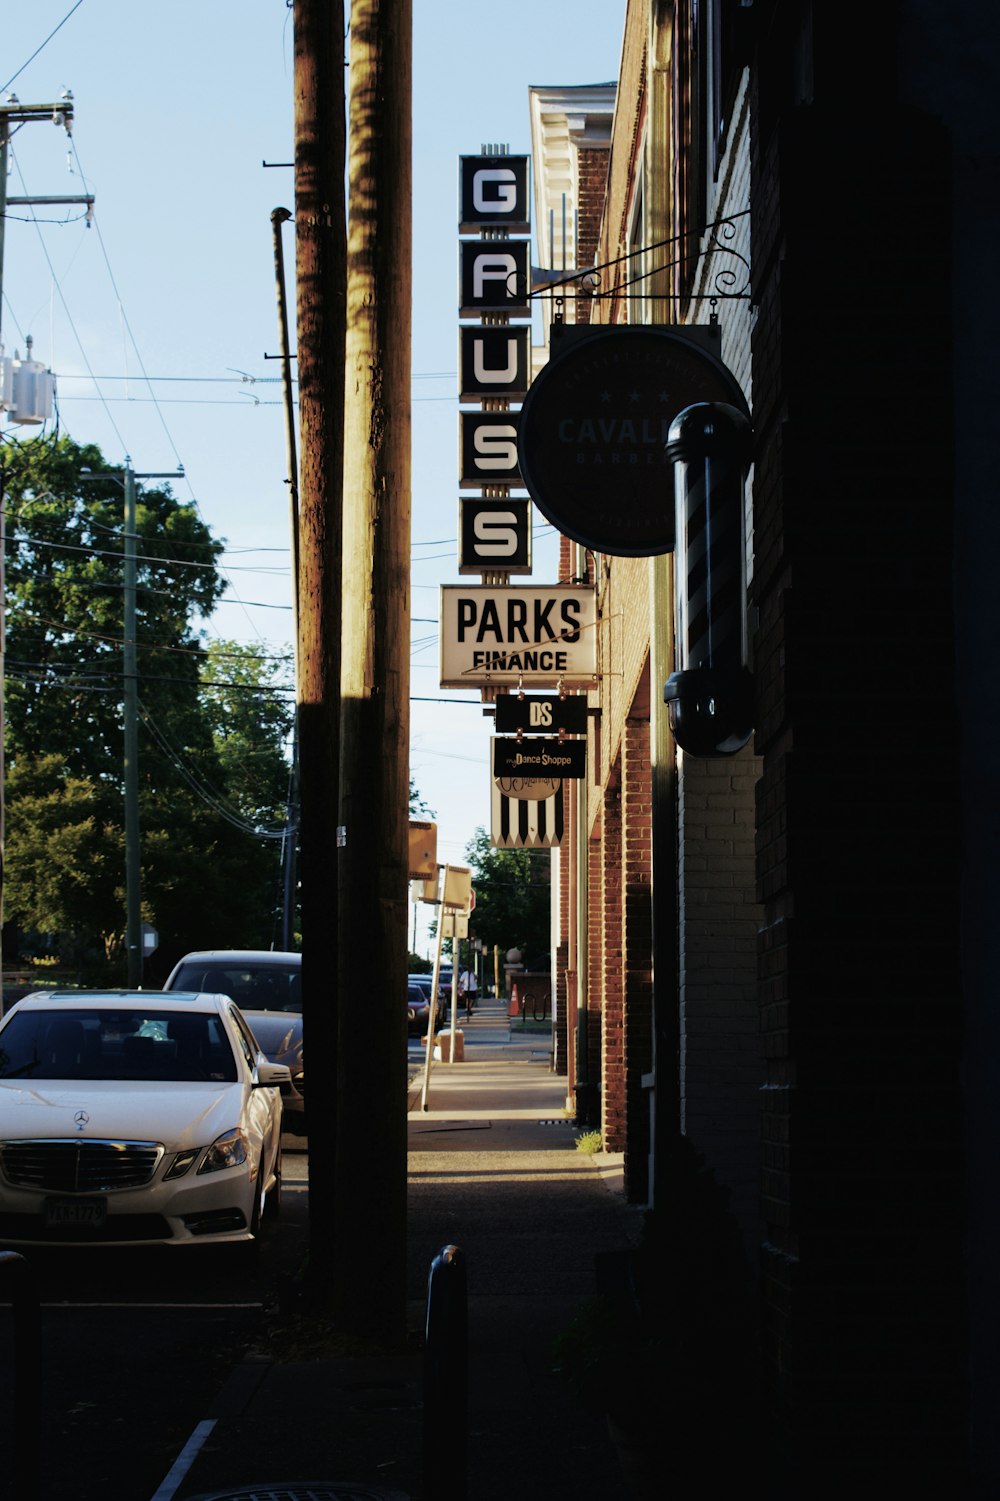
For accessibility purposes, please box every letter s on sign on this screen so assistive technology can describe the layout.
[560,598,582,642]
[474,424,517,471]
[473,511,518,558]
[473,167,517,215]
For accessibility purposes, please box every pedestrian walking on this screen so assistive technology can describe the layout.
[459,967,478,1019]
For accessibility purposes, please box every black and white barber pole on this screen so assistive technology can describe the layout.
[663,402,754,756]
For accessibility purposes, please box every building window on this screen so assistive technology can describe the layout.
[707,0,753,176]
[627,177,647,325]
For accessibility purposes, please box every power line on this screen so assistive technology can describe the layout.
[137,699,290,840]
[6,658,296,696]
[0,1,85,93]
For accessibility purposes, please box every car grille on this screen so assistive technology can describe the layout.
[0,1139,163,1193]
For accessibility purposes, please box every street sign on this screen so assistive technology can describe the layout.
[459,325,531,402]
[459,155,530,234]
[493,735,586,780]
[494,775,562,801]
[459,412,523,488]
[408,819,437,880]
[440,584,598,688]
[491,781,563,848]
[442,864,472,910]
[494,692,588,735]
[440,911,470,939]
[517,325,750,556]
[459,496,531,574]
[459,239,530,318]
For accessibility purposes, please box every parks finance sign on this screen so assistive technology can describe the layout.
[440,584,597,689]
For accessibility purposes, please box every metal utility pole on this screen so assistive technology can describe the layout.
[123,462,140,987]
[0,94,89,989]
[121,462,184,987]
[82,461,180,986]
[292,0,347,1265]
[338,0,413,1340]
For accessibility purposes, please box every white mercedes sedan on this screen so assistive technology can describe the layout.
[0,991,289,1248]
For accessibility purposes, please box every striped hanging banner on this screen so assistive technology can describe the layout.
[490,781,564,848]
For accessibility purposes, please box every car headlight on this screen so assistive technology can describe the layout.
[197,1127,249,1175]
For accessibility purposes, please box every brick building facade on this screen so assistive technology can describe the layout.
[526,1,1000,1491]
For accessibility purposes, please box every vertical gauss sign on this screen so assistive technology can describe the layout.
[459,412,522,488]
[459,326,531,402]
[459,497,532,574]
[459,155,530,234]
[460,240,530,318]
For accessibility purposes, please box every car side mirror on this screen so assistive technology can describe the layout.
[254,1060,292,1089]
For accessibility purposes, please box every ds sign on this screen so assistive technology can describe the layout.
[494,693,588,735]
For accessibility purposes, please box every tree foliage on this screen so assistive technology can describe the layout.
[4,755,124,961]
[4,434,224,775]
[409,777,434,818]
[199,640,294,827]
[1,435,294,977]
[464,825,551,964]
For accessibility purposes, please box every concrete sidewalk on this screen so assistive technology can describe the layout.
[174,1001,642,1500]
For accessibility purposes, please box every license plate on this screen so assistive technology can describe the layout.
[44,1197,107,1229]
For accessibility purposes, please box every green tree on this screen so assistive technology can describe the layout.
[1,435,293,975]
[3,434,223,775]
[464,825,551,964]
[4,755,125,966]
[409,777,434,818]
[199,640,294,826]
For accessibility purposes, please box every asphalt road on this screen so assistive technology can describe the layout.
[0,1133,310,1501]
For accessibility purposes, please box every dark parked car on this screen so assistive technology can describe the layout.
[164,951,304,1132]
[407,981,439,1037]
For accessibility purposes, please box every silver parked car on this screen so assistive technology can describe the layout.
[0,990,287,1248]
[164,950,304,1131]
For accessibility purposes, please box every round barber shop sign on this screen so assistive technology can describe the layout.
[517,326,748,557]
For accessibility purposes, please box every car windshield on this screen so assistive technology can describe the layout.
[0,1009,239,1083]
[170,962,301,1013]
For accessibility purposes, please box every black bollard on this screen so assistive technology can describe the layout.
[423,1244,468,1501]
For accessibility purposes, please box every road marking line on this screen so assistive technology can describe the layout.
[150,1417,216,1500]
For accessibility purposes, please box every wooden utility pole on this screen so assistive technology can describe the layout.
[293,0,346,1264]
[338,0,413,1339]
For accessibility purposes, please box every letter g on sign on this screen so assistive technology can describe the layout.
[473,167,517,214]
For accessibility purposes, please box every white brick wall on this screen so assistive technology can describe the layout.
[678,743,763,1254]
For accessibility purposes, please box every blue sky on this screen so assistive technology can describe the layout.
[1,1,625,952]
